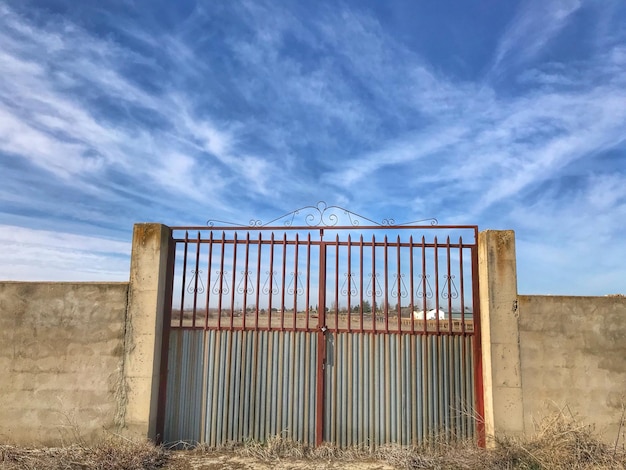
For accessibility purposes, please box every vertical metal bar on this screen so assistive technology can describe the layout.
[423,331,429,439]
[446,236,453,333]
[268,233,275,330]
[396,235,402,332]
[223,331,234,443]
[460,324,464,438]
[303,331,310,444]
[384,334,391,443]
[334,234,339,332]
[315,242,327,447]
[293,234,299,331]
[347,234,352,332]
[243,234,250,330]
[200,329,209,442]
[255,233,262,330]
[305,234,311,331]
[445,334,450,437]
[421,236,427,333]
[369,333,375,448]
[205,232,214,330]
[359,333,365,446]
[209,331,220,446]
[459,237,466,334]
[249,331,259,441]
[470,229,485,446]
[155,232,175,443]
[410,334,417,445]
[217,232,226,331]
[276,330,285,436]
[409,236,415,334]
[281,233,287,331]
[371,234,376,332]
[359,236,364,333]
[289,331,297,438]
[437,336,443,433]
[192,231,201,328]
[383,235,389,333]
[230,233,238,330]
[266,331,275,438]
[434,236,440,333]
[179,232,189,328]
[237,331,247,441]
[332,331,338,444]
[396,334,402,445]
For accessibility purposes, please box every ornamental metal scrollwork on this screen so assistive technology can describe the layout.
[287,271,304,296]
[236,270,255,295]
[341,273,358,297]
[366,273,383,298]
[441,274,459,300]
[262,271,280,295]
[391,273,409,299]
[211,271,229,295]
[207,201,437,227]
[416,274,434,299]
[187,269,205,294]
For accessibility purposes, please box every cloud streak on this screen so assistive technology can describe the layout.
[0,1,624,294]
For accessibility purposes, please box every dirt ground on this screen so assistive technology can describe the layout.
[167,451,395,470]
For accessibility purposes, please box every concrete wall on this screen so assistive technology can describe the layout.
[123,223,173,441]
[479,229,626,445]
[0,281,128,445]
[2,226,624,446]
[0,223,173,446]
[478,230,524,442]
[518,295,626,443]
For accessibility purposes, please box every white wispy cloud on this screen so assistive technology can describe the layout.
[491,0,583,72]
[0,225,130,281]
[0,1,624,293]
[0,3,283,211]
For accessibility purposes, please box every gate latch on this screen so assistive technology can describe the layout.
[320,325,328,333]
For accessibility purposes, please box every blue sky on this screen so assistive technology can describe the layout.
[0,0,625,295]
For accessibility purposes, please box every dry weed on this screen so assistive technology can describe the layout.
[0,434,167,470]
[491,410,626,470]
[2,410,625,469]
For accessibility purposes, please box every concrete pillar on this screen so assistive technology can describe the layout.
[123,223,173,440]
[478,230,524,443]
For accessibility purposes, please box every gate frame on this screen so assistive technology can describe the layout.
[157,204,485,447]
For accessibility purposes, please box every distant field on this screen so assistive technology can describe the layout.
[171,309,474,333]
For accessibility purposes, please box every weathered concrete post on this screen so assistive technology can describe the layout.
[123,223,173,440]
[478,230,524,444]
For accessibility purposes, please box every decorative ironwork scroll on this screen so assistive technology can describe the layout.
[391,273,409,299]
[208,201,437,227]
[416,274,434,299]
[186,269,205,294]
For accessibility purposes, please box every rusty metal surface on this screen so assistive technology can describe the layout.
[169,229,477,336]
[162,204,483,448]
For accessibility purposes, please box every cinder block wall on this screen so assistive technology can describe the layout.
[0,281,128,445]
[518,295,626,443]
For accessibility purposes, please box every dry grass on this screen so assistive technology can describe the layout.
[193,410,626,469]
[0,434,167,470]
[488,411,626,470]
[1,411,625,469]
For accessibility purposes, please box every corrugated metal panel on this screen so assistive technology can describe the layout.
[323,332,475,448]
[164,329,318,446]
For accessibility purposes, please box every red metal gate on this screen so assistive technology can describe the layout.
[160,203,483,447]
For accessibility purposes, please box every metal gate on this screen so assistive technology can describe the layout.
[160,203,484,447]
